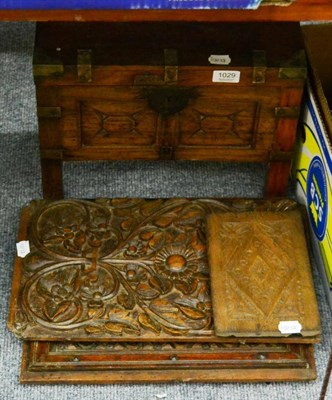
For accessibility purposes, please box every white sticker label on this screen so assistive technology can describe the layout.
[16,240,30,258]
[208,55,231,65]
[212,70,240,83]
[278,321,302,335]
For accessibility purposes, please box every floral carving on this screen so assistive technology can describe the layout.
[12,198,299,340]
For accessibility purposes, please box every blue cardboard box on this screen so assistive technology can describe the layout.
[0,0,263,10]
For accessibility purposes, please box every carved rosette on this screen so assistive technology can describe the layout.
[11,198,299,340]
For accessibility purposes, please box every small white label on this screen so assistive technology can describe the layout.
[278,320,302,335]
[16,240,30,258]
[212,70,240,83]
[208,55,231,65]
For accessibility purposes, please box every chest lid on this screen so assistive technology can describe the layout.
[207,210,321,338]
[33,21,305,69]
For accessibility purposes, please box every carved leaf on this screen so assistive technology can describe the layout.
[140,199,164,216]
[44,300,73,321]
[139,229,155,241]
[153,214,175,228]
[149,298,179,313]
[87,307,105,319]
[104,321,124,335]
[162,325,189,336]
[176,304,206,320]
[117,292,136,310]
[108,309,140,331]
[136,283,160,300]
[150,299,179,314]
[177,209,202,225]
[85,324,104,334]
[138,313,161,334]
[120,218,136,231]
[148,231,165,250]
[175,278,198,295]
[149,275,173,294]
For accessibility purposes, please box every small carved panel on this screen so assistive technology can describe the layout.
[179,99,258,148]
[8,198,305,341]
[80,93,159,147]
[207,211,321,338]
[21,340,316,383]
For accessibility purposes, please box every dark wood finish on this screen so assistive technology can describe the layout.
[21,341,317,383]
[207,210,320,338]
[0,0,332,22]
[34,22,306,199]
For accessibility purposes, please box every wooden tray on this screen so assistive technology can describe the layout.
[21,340,317,383]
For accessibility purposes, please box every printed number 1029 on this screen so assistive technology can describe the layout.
[212,70,241,83]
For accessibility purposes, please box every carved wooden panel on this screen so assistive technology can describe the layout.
[178,99,259,148]
[207,211,321,338]
[80,93,159,147]
[21,340,317,383]
[8,198,308,342]
[172,86,285,162]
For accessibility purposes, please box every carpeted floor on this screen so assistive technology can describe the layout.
[0,22,331,400]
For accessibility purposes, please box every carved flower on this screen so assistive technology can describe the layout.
[124,241,146,258]
[36,267,82,323]
[37,202,118,258]
[125,264,147,283]
[80,268,119,309]
[43,220,86,255]
[154,245,198,281]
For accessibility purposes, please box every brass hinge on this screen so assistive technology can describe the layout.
[275,106,301,119]
[33,49,64,78]
[164,48,178,84]
[252,50,267,84]
[33,64,64,77]
[279,50,307,80]
[77,49,92,83]
[134,48,178,85]
[37,107,62,118]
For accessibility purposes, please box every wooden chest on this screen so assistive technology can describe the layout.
[33,22,306,199]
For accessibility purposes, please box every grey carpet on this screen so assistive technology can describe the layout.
[0,21,331,400]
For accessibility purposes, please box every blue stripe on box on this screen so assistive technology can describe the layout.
[0,0,262,10]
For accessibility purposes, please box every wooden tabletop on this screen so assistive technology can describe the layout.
[0,0,331,22]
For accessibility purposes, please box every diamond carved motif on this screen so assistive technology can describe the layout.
[207,211,321,337]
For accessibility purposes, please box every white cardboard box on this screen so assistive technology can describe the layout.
[294,24,332,310]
